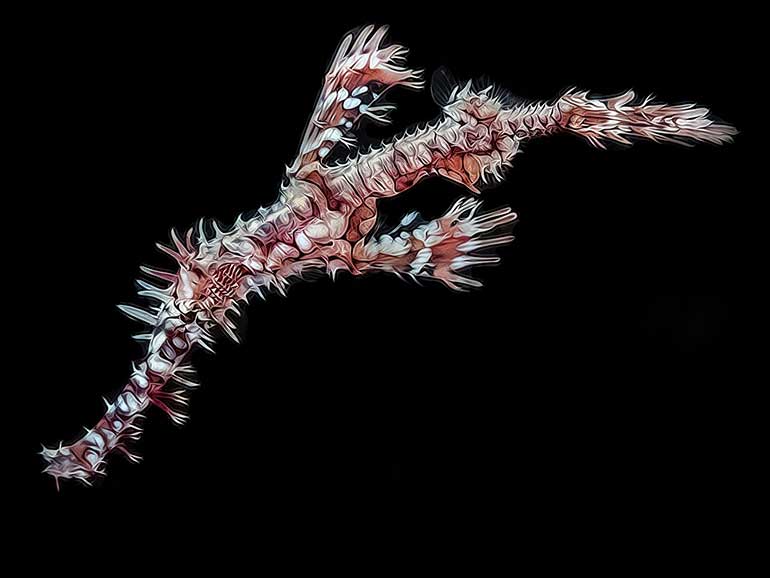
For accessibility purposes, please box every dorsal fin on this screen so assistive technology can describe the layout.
[432,67,523,111]
[430,67,459,108]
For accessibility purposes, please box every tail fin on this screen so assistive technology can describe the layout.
[556,89,737,148]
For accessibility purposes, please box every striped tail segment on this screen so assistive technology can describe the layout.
[39,311,204,488]
[39,215,281,488]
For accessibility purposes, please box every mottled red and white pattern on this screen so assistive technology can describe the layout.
[41,25,736,487]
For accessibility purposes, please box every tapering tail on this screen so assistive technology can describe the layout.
[40,230,211,488]
[40,302,203,487]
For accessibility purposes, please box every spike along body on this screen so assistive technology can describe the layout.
[42,25,735,486]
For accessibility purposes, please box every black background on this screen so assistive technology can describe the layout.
[14,5,758,559]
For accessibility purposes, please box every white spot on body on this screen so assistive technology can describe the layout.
[343,97,361,110]
[116,391,139,415]
[295,231,313,252]
[352,86,368,96]
[322,91,336,112]
[150,332,165,354]
[322,127,343,142]
[377,234,410,257]
[305,220,331,240]
[425,221,442,236]
[337,88,349,101]
[124,392,141,412]
[400,212,419,227]
[85,450,100,466]
[345,121,353,129]
[410,248,433,274]
[388,238,411,256]
[131,371,149,389]
[116,396,130,414]
[148,354,172,374]
[319,147,330,158]
[85,430,105,449]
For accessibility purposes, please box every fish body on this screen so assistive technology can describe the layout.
[42,25,735,487]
